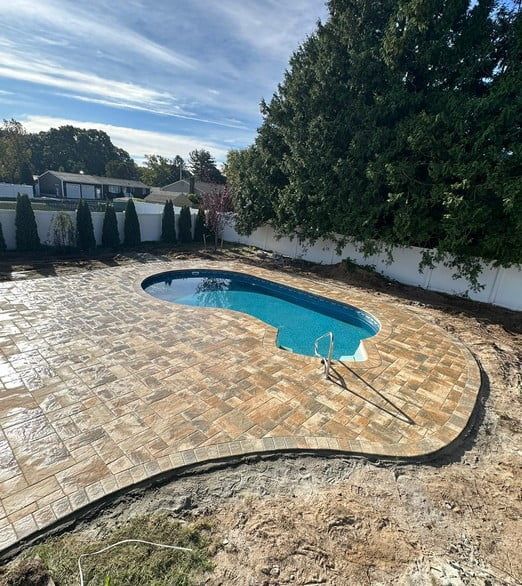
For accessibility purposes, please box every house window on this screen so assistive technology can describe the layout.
[108,185,121,194]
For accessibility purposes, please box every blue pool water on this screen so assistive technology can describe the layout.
[142,270,380,361]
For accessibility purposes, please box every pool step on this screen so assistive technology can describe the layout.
[278,344,294,353]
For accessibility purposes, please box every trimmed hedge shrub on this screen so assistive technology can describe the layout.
[102,203,120,249]
[178,206,192,244]
[76,198,96,252]
[124,198,141,246]
[194,208,205,243]
[15,194,40,251]
[161,200,176,243]
[0,219,6,252]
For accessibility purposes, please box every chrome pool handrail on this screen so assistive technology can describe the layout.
[314,331,334,379]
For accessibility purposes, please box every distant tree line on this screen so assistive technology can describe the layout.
[226,0,521,284]
[139,150,225,187]
[0,120,225,188]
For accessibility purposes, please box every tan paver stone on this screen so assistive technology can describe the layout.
[0,259,480,555]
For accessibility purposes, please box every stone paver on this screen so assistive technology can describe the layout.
[0,259,480,553]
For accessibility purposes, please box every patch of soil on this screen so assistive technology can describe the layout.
[2,558,52,586]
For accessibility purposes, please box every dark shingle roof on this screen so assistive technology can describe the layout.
[160,179,224,194]
[145,189,198,208]
[41,171,148,189]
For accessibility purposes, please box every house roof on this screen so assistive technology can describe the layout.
[160,179,224,194]
[145,189,198,208]
[40,171,148,189]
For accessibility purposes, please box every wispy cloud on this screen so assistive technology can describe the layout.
[0,0,197,70]
[22,115,230,163]
[56,95,247,129]
[0,51,174,110]
[196,0,325,59]
[0,1,326,150]
[0,50,247,129]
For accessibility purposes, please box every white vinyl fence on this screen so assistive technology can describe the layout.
[0,204,199,250]
[222,222,522,311]
[0,183,33,198]
[1,204,519,311]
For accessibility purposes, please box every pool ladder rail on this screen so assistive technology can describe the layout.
[314,331,334,379]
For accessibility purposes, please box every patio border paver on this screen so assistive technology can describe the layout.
[0,259,481,557]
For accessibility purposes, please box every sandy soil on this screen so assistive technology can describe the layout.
[1,246,520,585]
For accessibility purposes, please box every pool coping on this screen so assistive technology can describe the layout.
[0,260,482,559]
[136,267,383,364]
[132,265,396,371]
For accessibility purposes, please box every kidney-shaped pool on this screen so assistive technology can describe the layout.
[142,269,380,361]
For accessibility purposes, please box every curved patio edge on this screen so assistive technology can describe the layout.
[0,259,482,560]
[0,352,482,562]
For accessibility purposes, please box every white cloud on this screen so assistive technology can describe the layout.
[0,0,196,70]
[197,0,325,58]
[0,1,326,143]
[22,115,230,163]
[0,51,173,110]
[0,51,246,128]
[58,95,247,129]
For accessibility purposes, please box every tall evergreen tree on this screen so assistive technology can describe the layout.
[194,208,206,243]
[227,0,522,284]
[178,206,192,243]
[161,200,176,243]
[123,198,141,246]
[15,194,40,251]
[76,199,96,252]
[102,203,120,249]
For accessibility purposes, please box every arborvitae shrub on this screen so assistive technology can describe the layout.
[161,200,176,243]
[124,198,141,246]
[15,194,40,251]
[178,206,192,243]
[0,219,6,252]
[76,198,96,252]
[102,203,120,249]
[194,208,205,243]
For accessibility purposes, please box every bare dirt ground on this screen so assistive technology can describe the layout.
[1,245,521,585]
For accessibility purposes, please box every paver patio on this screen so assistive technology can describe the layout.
[0,258,480,554]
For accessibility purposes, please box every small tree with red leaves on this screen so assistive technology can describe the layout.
[202,185,233,248]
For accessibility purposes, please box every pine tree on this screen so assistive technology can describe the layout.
[0,219,6,252]
[178,206,192,243]
[194,208,206,243]
[123,198,141,246]
[76,199,96,252]
[102,203,120,249]
[15,194,40,251]
[161,200,176,243]
[188,149,225,183]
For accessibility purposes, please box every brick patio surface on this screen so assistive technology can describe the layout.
[0,259,480,553]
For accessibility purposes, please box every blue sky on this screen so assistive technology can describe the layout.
[0,0,327,164]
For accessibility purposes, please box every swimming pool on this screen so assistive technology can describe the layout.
[142,269,380,361]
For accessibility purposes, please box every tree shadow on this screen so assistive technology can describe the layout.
[328,362,415,425]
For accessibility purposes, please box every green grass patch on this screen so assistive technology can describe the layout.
[4,514,213,586]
